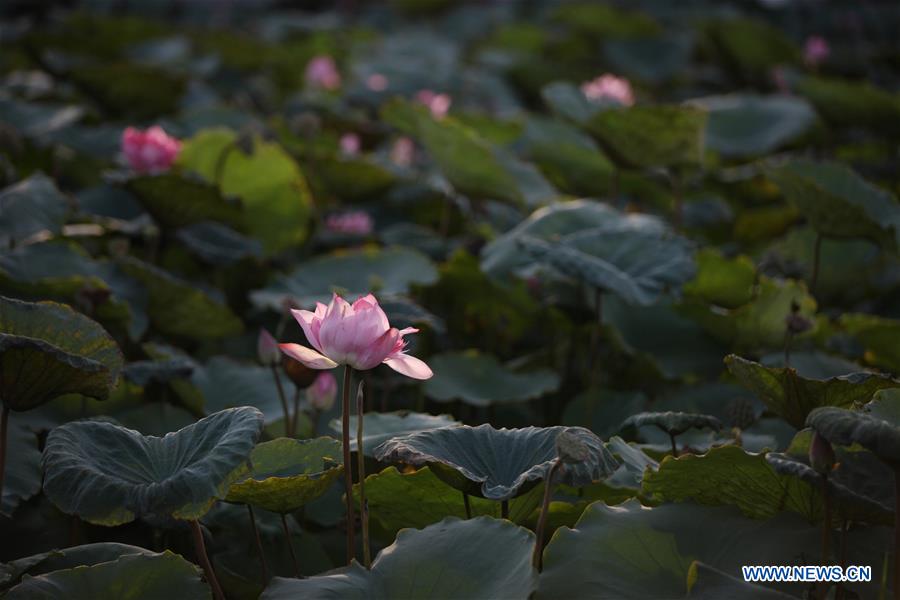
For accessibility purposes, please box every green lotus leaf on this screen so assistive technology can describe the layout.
[5,550,209,600]
[42,406,264,525]
[329,411,461,457]
[117,256,242,340]
[261,516,537,600]
[840,313,900,374]
[689,94,816,158]
[536,499,820,599]
[0,173,68,247]
[704,18,799,78]
[552,3,660,37]
[767,160,900,251]
[424,351,559,407]
[0,296,123,410]
[541,82,597,125]
[125,173,244,231]
[69,62,185,120]
[604,35,693,85]
[375,424,619,501]
[584,105,707,169]
[250,246,437,310]
[352,466,543,542]
[867,391,900,425]
[622,411,722,436]
[175,221,262,266]
[314,157,395,202]
[0,98,84,139]
[642,445,818,521]
[682,249,756,309]
[225,437,343,513]
[0,421,41,517]
[797,76,900,136]
[725,354,898,429]
[807,406,900,465]
[687,561,795,599]
[122,358,194,387]
[605,436,659,489]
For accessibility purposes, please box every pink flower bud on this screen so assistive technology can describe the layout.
[415,89,452,119]
[391,137,415,167]
[257,328,281,366]
[305,55,341,90]
[809,431,836,474]
[366,73,389,92]
[121,126,181,174]
[339,133,361,157]
[307,371,337,412]
[325,211,373,236]
[580,74,635,107]
[803,36,829,67]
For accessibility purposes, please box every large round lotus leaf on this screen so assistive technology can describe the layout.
[682,249,756,310]
[0,173,68,247]
[125,173,244,231]
[687,562,795,600]
[867,391,900,426]
[518,227,695,306]
[0,296,123,410]
[642,445,817,521]
[351,467,543,541]
[42,406,264,525]
[725,354,898,429]
[536,499,819,599]
[0,543,154,591]
[704,18,799,77]
[424,351,559,407]
[585,105,707,169]
[622,411,722,436]
[0,97,84,139]
[840,313,900,374]
[541,81,598,125]
[1,421,41,517]
[329,411,461,457]
[807,406,900,465]
[193,356,298,426]
[315,157,395,202]
[117,256,243,340]
[767,160,900,251]
[375,424,619,501]
[604,35,693,85]
[689,94,816,158]
[250,246,438,310]
[225,437,343,513]
[175,221,263,266]
[797,76,900,136]
[261,516,537,600]
[5,551,210,600]
[481,200,666,279]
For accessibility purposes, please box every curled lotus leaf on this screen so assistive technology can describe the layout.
[807,406,900,465]
[621,411,723,436]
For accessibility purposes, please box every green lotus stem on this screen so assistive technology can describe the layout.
[291,387,302,439]
[533,459,562,571]
[342,365,357,565]
[356,381,371,569]
[270,365,292,437]
[462,492,472,519]
[501,500,509,520]
[189,520,225,600]
[0,406,8,504]
[669,433,679,458]
[247,505,269,584]
[280,513,301,577]
[811,233,823,294]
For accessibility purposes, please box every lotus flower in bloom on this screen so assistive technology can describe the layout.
[280,293,433,380]
[339,133,361,157]
[803,36,829,67]
[121,126,181,174]
[325,211,373,236]
[416,89,452,119]
[307,371,337,411]
[580,74,635,106]
[305,55,341,90]
[391,136,415,167]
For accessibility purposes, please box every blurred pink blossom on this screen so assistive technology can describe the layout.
[391,136,415,167]
[415,89,452,119]
[257,328,282,366]
[340,133,361,157]
[803,36,830,67]
[307,371,337,411]
[305,55,341,90]
[121,126,180,174]
[367,73,389,91]
[580,74,635,107]
[326,211,373,236]
[280,293,433,379]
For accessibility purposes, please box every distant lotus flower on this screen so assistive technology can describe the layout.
[121,126,180,174]
[771,66,791,94]
[340,133,361,157]
[366,73,389,91]
[305,55,341,90]
[803,36,830,67]
[307,372,337,411]
[416,89,452,119]
[580,74,635,107]
[325,211,373,236]
[391,136,415,167]
[257,328,281,366]
[280,293,433,380]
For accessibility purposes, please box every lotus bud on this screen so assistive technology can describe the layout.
[281,354,319,389]
[556,430,590,465]
[809,431,836,474]
[785,300,813,335]
[305,55,341,90]
[121,125,181,174]
[803,36,829,67]
[580,74,635,107]
[257,328,281,366]
[308,371,337,412]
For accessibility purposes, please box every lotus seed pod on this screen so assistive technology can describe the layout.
[281,354,319,389]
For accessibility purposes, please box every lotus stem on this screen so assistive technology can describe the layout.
[533,459,562,571]
[669,433,679,458]
[462,492,472,519]
[342,365,357,565]
[501,500,509,520]
[291,387,302,438]
[189,520,225,600]
[356,381,371,569]
[280,513,301,577]
[247,505,269,584]
[818,474,832,600]
[784,330,794,368]
[811,233,823,295]
[270,365,292,437]
[0,406,8,504]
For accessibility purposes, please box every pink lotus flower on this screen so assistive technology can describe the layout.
[257,328,281,366]
[803,36,829,67]
[305,55,341,90]
[307,371,337,411]
[121,126,181,174]
[580,74,635,107]
[366,73,389,92]
[340,133,361,157]
[325,211,373,236]
[280,293,433,380]
[391,136,415,167]
[416,89,452,119]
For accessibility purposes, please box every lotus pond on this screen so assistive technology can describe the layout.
[1,1,900,598]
